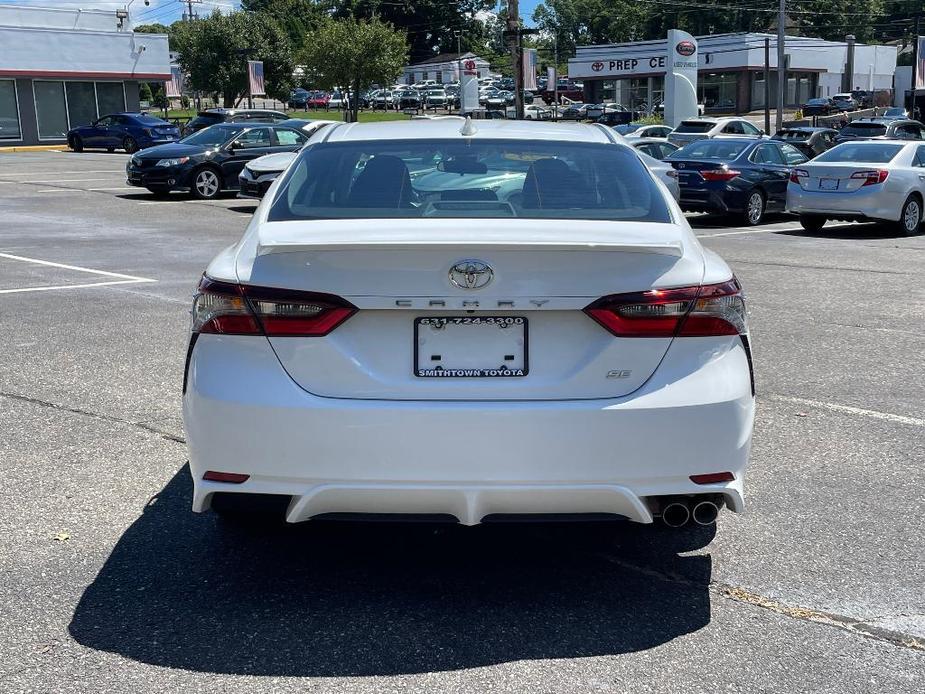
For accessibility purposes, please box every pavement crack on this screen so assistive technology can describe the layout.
[596,552,925,653]
[0,390,186,445]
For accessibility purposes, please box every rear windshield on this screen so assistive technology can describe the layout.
[188,114,223,129]
[806,99,828,105]
[675,121,715,133]
[839,122,887,137]
[614,124,642,135]
[181,124,243,146]
[268,139,671,222]
[814,143,903,163]
[775,130,811,140]
[669,140,749,160]
[135,115,168,125]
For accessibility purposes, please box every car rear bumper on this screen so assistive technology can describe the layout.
[183,334,755,525]
[786,185,901,221]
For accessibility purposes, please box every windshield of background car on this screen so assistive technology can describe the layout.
[186,114,223,130]
[180,124,242,146]
[614,124,642,135]
[776,130,811,141]
[669,140,750,160]
[675,121,715,133]
[839,122,888,137]
[806,99,828,105]
[135,115,168,125]
[814,143,904,163]
[268,139,671,222]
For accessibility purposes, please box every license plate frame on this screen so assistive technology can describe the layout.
[414,316,528,378]
[819,177,839,190]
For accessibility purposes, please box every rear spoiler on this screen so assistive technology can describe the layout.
[255,221,686,258]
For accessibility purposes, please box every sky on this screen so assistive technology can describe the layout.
[0,0,542,28]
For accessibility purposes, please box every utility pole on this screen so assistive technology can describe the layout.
[764,37,771,133]
[553,33,559,121]
[776,0,785,132]
[507,0,524,120]
[912,15,921,115]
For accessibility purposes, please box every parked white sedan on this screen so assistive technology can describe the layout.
[787,140,925,234]
[184,119,755,529]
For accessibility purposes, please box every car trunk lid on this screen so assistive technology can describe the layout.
[237,218,705,401]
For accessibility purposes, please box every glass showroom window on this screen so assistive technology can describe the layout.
[0,80,21,140]
[95,82,126,116]
[66,81,97,128]
[34,80,69,139]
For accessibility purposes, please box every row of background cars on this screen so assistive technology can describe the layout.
[65,104,925,235]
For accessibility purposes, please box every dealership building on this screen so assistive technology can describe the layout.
[569,33,897,113]
[0,5,170,146]
[401,52,491,85]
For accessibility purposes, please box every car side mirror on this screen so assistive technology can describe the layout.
[228,140,243,150]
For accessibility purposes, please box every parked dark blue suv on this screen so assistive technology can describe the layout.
[67,112,180,154]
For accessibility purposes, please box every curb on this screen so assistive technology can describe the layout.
[0,145,67,153]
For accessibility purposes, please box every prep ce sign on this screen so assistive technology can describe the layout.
[587,56,667,75]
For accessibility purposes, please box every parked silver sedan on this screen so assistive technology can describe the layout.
[787,140,925,235]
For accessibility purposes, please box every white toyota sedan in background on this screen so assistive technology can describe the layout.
[183,118,755,530]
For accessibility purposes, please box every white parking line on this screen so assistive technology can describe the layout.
[87,187,136,192]
[0,170,124,177]
[21,177,120,184]
[697,227,792,238]
[0,252,156,294]
[768,395,925,428]
[0,279,153,294]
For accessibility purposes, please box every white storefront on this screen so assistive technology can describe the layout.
[0,5,170,145]
[569,33,897,113]
[401,52,491,85]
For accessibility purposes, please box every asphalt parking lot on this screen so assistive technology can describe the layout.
[1,149,923,693]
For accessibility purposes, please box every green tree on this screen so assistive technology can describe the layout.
[337,0,494,63]
[300,16,408,121]
[138,82,154,104]
[133,22,171,34]
[170,10,295,107]
[241,0,332,49]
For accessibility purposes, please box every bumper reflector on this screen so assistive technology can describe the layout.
[690,472,735,484]
[203,471,250,484]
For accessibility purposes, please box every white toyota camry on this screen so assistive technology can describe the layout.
[183,118,755,529]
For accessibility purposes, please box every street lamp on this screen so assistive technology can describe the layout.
[117,0,150,31]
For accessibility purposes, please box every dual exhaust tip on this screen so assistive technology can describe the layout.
[662,499,720,527]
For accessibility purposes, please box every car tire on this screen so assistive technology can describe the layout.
[122,136,138,154]
[68,135,83,152]
[742,190,765,226]
[897,195,922,236]
[191,167,221,200]
[799,215,826,232]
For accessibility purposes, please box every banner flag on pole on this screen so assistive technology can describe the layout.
[522,48,538,91]
[547,66,556,86]
[165,66,183,98]
[248,60,266,96]
[917,37,925,90]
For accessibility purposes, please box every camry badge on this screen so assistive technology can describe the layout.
[449,260,493,290]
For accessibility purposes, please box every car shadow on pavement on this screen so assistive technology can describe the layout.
[69,466,715,677]
[686,212,792,229]
[778,221,912,240]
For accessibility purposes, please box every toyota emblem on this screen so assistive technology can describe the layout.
[591,61,604,72]
[676,40,696,57]
[449,260,493,290]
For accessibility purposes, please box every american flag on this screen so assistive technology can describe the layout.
[247,60,266,96]
[165,66,183,98]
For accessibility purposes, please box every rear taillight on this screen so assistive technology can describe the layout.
[191,276,356,337]
[850,169,888,186]
[789,168,808,184]
[584,278,747,338]
[700,167,740,182]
